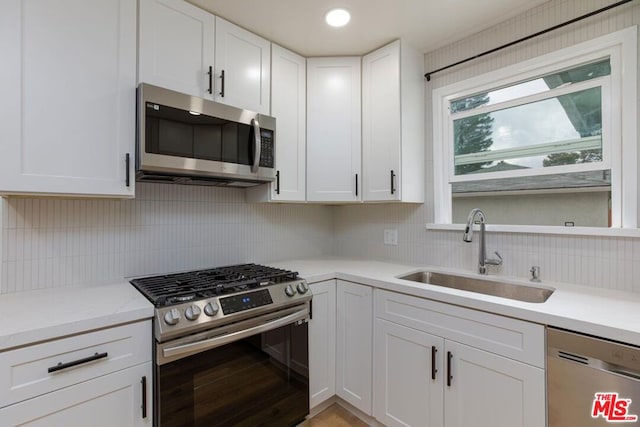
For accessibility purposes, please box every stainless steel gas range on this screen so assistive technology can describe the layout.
[130,263,312,427]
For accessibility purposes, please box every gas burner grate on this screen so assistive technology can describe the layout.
[130,263,299,307]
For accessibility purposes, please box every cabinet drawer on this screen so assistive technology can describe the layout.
[374,290,544,367]
[0,321,151,408]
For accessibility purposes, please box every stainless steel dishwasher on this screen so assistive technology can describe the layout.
[548,327,640,426]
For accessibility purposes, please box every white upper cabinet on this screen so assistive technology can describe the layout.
[307,57,362,202]
[362,40,424,202]
[247,44,306,202]
[214,17,271,114]
[0,0,136,198]
[138,0,215,99]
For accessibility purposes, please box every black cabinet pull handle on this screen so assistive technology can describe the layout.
[48,352,108,373]
[447,351,453,386]
[431,346,438,380]
[275,170,280,195]
[207,66,213,94]
[220,69,225,97]
[125,153,130,187]
[390,170,396,195]
[355,173,358,197]
[141,376,148,419]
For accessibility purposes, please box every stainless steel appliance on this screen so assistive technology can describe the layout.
[137,83,276,187]
[548,327,640,426]
[130,264,311,427]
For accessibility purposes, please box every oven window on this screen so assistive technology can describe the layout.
[157,322,309,427]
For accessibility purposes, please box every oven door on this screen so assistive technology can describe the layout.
[155,305,309,427]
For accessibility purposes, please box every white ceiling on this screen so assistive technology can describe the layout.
[188,0,550,56]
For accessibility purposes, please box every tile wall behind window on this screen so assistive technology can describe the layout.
[0,183,333,293]
[333,0,640,293]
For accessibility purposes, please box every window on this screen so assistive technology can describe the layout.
[432,27,637,231]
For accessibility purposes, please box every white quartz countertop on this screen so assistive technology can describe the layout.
[271,258,640,346]
[2,257,639,351]
[0,282,154,351]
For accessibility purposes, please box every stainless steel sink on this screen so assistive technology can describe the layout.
[397,271,554,303]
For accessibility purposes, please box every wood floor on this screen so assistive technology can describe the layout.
[299,403,368,427]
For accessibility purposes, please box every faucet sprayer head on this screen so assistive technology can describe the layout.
[463,208,485,243]
[462,225,473,242]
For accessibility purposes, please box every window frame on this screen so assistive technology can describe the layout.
[431,26,637,232]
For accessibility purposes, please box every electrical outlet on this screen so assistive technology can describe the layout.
[383,229,398,246]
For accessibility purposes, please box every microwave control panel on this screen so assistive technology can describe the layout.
[259,129,274,168]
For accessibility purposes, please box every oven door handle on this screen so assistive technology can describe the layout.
[162,308,308,360]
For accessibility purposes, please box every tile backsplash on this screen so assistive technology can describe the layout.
[0,183,333,293]
[332,204,640,293]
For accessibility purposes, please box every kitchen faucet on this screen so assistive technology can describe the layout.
[463,208,502,275]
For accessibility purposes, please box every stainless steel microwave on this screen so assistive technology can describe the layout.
[136,83,276,187]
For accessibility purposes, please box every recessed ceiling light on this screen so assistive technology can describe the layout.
[325,8,351,27]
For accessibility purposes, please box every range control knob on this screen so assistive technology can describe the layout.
[297,282,308,294]
[285,284,296,297]
[204,302,219,317]
[185,304,201,321]
[163,308,181,326]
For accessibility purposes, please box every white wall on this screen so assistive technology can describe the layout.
[334,0,640,292]
[0,183,333,293]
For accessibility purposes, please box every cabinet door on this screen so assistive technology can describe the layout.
[444,341,545,427]
[308,280,337,409]
[307,57,362,202]
[362,40,424,203]
[0,0,135,198]
[214,17,270,114]
[374,318,444,427]
[0,362,152,426]
[270,44,306,201]
[336,281,373,415]
[362,40,401,201]
[138,0,215,99]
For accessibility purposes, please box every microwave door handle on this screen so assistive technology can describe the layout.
[251,118,261,173]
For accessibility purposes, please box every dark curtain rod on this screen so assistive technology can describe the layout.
[424,0,635,81]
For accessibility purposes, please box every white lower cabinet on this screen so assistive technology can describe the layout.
[336,280,373,415]
[308,280,373,415]
[374,289,545,427]
[444,340,545,427]
[309,280,337,408]
[0,320,153,426]
[0,362,152,427]
[374,318,444,427]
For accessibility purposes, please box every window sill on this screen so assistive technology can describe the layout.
[426,223,640,237]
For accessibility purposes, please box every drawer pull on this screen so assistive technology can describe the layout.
[48,351,108,373]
